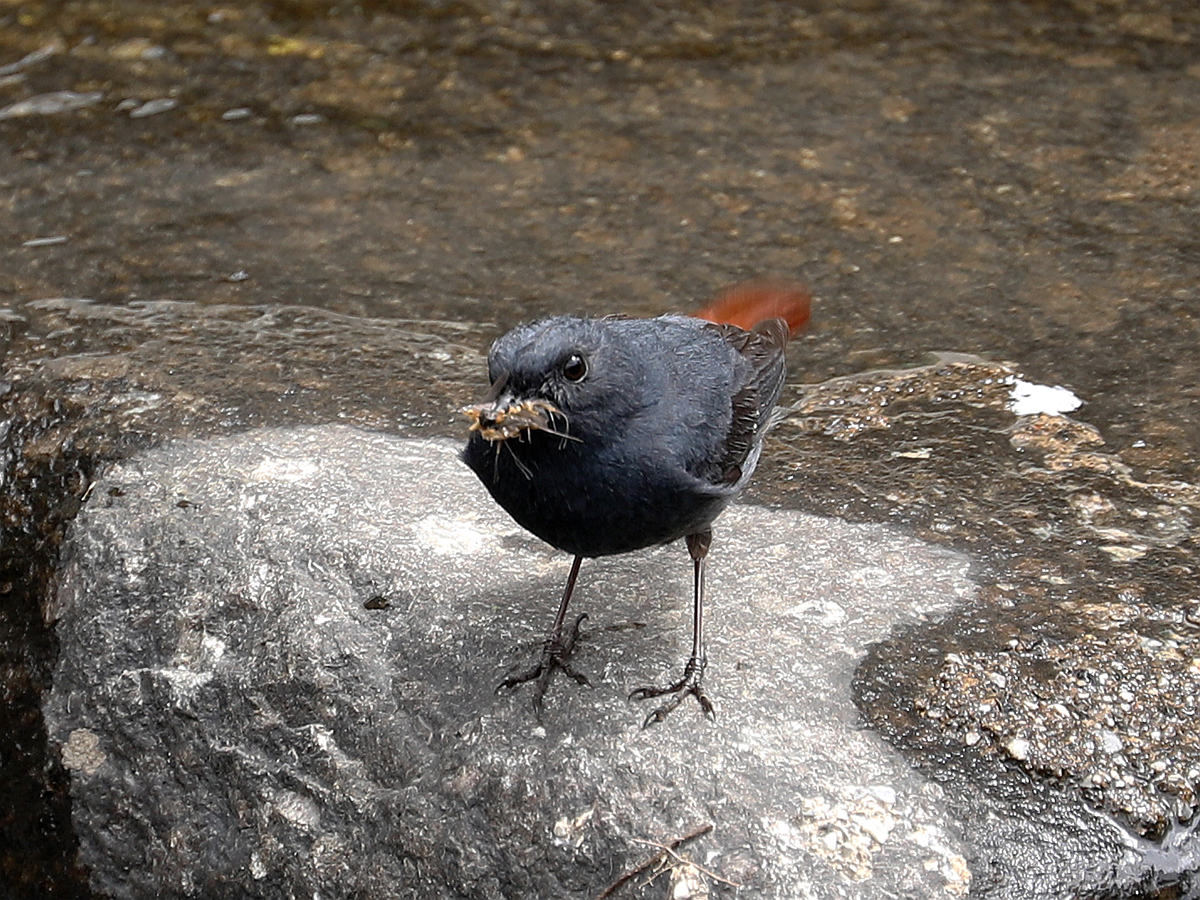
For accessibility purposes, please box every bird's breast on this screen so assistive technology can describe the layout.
[464,431,729,557]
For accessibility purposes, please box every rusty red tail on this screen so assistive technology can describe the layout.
[694,279,812,339]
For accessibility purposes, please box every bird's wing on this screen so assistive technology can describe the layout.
[706,317,789,484]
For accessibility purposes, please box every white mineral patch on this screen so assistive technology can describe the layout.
[1009,379,1083,417]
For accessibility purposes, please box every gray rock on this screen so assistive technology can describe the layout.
[45,425,975,899]
[44,424,1200,899]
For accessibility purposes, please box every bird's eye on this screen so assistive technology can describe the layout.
[561,353,587,382]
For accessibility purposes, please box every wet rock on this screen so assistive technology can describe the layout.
[0,300,487,897]
[1,298,1196,899]
[780,357,1200,896]
[912,618,1200,834]
[44,425,978,899]
[796,356,1200,847]
[0,298,485,444]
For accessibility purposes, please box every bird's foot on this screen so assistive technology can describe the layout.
[629,654,714,728]
[496,613,590,718]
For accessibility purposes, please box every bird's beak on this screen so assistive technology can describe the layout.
[462,379,561,442]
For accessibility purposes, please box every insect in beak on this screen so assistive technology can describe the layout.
[462,395,562,442]
[463,370,584,445]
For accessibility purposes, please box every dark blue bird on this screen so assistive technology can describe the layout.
[462,309,792,726]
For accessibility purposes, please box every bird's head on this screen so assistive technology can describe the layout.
[462,316,647,446]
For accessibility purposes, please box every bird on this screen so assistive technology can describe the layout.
[461,282,809,726]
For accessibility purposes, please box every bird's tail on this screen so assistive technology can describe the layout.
[693,279,812,339]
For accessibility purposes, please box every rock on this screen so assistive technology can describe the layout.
[9,302,1199,898]
[0,300,490,898]
[44,425,976,899]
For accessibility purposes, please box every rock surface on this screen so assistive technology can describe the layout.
[45,425,977,899]
[0,297,1193,898]
[41,423,1200,899]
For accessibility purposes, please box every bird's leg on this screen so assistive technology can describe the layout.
[496,554,590,718]
[629,530,716,728]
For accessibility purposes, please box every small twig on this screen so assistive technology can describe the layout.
[590,823,714,900]
[631,837,744,889]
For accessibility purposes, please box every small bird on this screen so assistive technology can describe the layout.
[462,283,809,726]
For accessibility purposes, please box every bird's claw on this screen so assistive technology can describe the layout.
[496,613,590,718]
[629,655,714,728]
